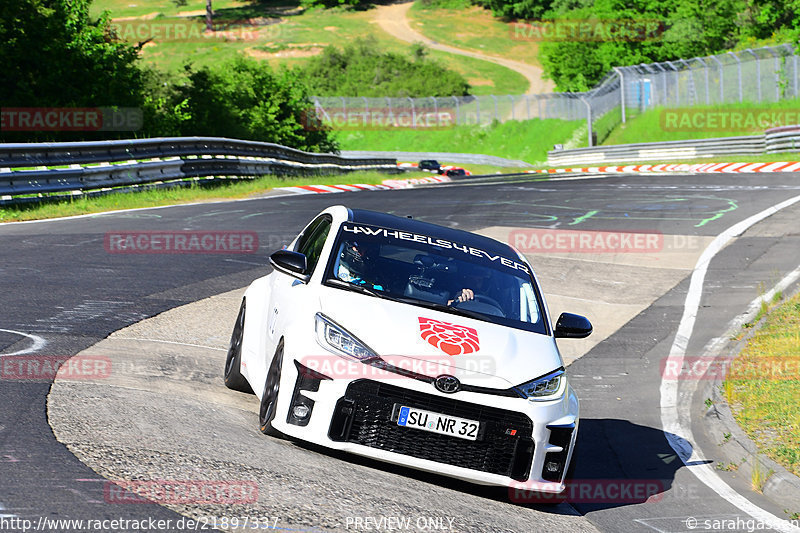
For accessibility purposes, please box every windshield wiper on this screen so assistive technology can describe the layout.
[325,279,404,303]
[326,280,488,320]
[401,299,487,321]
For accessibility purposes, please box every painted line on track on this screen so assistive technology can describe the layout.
[0,329,47,356]
[660,193,800,532]
[109,337,226,351]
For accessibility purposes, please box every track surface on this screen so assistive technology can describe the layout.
[2,173,800,532]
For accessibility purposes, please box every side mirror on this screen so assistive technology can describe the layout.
[270,250,308,279]
[554,312,593,339]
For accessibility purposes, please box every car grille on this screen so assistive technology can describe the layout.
[328,380,534,480]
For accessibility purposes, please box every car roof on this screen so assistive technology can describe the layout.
[347,208,516,257]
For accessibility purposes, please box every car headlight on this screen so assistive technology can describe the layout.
[514,370,566,401]
[315,313,377,362]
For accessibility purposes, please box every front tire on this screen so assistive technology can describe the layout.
[259,342,284,437]
[224,299,253,393]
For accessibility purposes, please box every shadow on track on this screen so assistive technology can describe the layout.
[283,417,692,515]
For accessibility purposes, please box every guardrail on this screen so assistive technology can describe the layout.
[765,125,800,153]
[341,151,533,168]
[547,135,770,167]
[0,137,397,198]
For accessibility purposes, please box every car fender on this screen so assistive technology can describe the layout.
[240,275,273,390]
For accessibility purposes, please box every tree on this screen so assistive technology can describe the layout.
[0,0,143,109]
[179,57,338,152]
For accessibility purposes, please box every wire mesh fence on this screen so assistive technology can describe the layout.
[311,44,799,146]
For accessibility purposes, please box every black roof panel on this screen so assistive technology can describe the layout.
[347,208,515,257]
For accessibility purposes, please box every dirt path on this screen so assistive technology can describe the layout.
[373,2,554,95]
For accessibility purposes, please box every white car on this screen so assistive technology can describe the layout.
[224,205,592,493]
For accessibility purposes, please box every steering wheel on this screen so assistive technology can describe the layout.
[452,293,505,312]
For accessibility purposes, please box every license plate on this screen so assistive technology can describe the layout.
[395,405,479,441]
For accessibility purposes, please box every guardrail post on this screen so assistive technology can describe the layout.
[727,52,743,102]
[665,61,679,106]
[579,95,593,147]
[766,47,782,101]
[795,55,799,98]
[613,67,626,123]
[696,57,710,104]
[710,55,724,102]
[491,95,498,123]
[745,49,761,102]
[653,63,667,106]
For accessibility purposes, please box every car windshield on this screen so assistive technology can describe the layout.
[324,222,548,334]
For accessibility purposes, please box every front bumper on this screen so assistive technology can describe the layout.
[271,356,579,493]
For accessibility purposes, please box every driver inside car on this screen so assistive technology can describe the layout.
[335,240,384,291]
[447,267,492,306]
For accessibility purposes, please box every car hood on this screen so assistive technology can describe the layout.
[318,288,563,390]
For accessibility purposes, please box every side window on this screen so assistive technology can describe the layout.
[296,216,332,275]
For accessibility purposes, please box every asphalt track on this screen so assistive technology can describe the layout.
[2,172,800,532]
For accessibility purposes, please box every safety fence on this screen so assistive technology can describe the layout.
[0,137,396,199]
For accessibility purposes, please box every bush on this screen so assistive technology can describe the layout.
[299,37,471,97]
[178,57,338,153]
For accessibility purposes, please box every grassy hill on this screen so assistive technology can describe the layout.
[93,0,529,95]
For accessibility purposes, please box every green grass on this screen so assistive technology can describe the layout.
[91,0,255,19]
[724,291,800,477]
[601,99,800,145]
[427,51,528,95]
[337,118,583,163]
[592,106,622,145]
[408,2,543,68]
[93,0,529,94]
[0,171,389,222]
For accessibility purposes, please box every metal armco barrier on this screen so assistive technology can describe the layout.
[765,125,800,153]
[0,137,397,197]
[547,135,769,166]
[341,151,533,168]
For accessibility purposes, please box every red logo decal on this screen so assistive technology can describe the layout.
[418,317,480,356]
